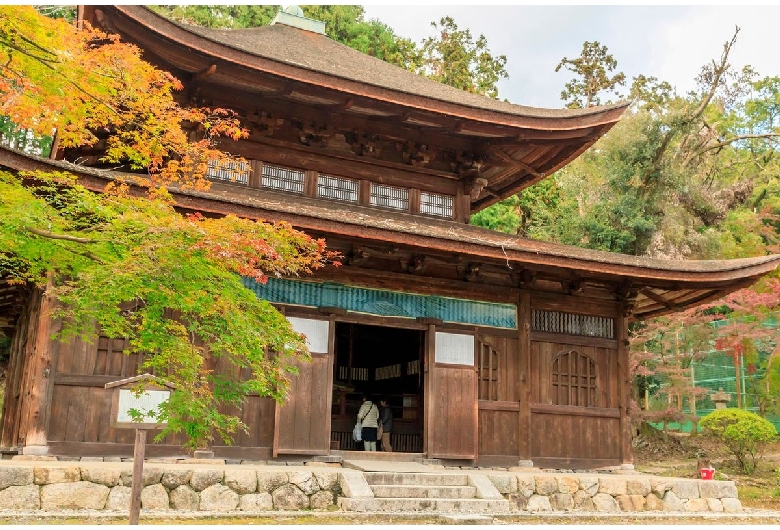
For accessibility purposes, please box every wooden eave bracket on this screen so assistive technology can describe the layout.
[401,254,426,274]
[194,64,217,80]
[563,278,585,294]
[346,247,371,266]
[469,177,488,200]
[639,288,681,311]
[510,269,536,288]
[457,262,481,282]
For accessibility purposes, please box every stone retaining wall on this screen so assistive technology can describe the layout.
[487,473,742,513]
[0,463,742,514]
[0,465,342,512]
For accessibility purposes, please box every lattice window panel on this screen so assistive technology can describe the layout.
[420,191,453,219]
[478,341,499,401]
[261,163,304,194]
[375,364,402,381]
[317,174,358,203]
[207,159,249,185]
[370,183,409,211]
[407,359,420,375]
[531,309,614,339]
[338,366,369,381]
[552,350,597,407]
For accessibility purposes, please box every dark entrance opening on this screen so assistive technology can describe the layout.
[331,323,424,453]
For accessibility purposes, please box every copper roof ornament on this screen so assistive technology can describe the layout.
[270,5,326,35]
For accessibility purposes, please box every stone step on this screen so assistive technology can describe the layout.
[332,451,424,462]
[339,497,511,514]
[364,472,469,486]
[370,485,477,499]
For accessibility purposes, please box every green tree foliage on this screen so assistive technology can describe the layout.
[151,5,421,70]
[150,5,279,29]
[34,5,77,23]
[0,6,338,450]
[152,7,508,98]
[555,41,626,108]
[469,179,560,236]
[303,5,420,70]
[419,16,508,98]
[499,28,780,260]
[699,408,777,474]
[0,169,336,450]
[0,116,52,156]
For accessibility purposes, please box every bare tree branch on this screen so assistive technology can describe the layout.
[641,27,740,187]
[695,133,780,157]
[25,226,97,243]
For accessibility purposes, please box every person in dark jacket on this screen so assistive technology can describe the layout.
[378,398,393,452]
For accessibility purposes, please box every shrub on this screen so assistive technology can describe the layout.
[699,408,777,474]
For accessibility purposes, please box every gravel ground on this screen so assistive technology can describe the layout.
[3,509,780,525]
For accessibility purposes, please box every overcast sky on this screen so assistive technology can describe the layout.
[361,4,780,109]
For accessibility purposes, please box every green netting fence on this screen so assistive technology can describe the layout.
[646,314,780,433]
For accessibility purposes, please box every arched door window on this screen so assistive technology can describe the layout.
[551,349,596,407]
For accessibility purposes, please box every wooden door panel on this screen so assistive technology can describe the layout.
[273,353,331,456]
[427,363,477,459]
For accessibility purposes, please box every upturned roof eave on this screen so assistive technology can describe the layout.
[3,146,778,290]
[104,6,629,133]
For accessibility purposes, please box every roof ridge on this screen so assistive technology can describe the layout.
[124,6,629,124]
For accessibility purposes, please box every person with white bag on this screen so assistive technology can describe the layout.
[356,394,379,451]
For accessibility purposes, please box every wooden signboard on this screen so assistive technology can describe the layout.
[104,374,175,526]
[105,374,174,430]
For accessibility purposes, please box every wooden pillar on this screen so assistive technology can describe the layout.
[423,323,435,455]
[21,282,56,455]
[324,313,336,452]
[409,188,421,215]
[616,312,632,466]
[453,182,471,224]
[129,429,146,525]
[517,292,532,465]
[249,160,263,189]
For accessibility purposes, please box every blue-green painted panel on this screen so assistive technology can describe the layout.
[243,277,517,329]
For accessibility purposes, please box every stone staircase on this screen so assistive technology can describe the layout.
[338,471,511,514]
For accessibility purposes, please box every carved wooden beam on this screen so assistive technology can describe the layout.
[247,110,284,137]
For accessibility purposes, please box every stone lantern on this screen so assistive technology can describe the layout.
[710,387,731,410]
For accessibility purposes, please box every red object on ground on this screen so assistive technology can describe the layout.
[700,468,715,480]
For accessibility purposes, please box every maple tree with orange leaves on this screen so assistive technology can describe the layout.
[0,5,248,188]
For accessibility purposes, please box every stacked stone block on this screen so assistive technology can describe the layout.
[491,473,742,513]
[0,463,742,514]
[0,465,341,512]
